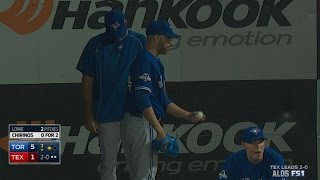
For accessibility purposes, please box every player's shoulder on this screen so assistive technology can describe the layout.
[89,32,105,41]
[127,30,146,40]
[264,148,284,163]
[132,49,154,67]
[224,149,246,164]
[134,49,150,62]
[218,150,246,179]
[126,30,146,45]
[264,147,283,157]
[80,33,107,54]
[86,32,107,46]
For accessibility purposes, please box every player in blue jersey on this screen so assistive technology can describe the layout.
[76,10,146,180]
[120,20,206,180]
[218,126,286,180]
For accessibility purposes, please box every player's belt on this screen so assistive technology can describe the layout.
[130,113,143,118]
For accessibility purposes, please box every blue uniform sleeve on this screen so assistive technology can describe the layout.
[76,38,96,77]
[164,92,172,106]
[217,157,233,180]
[134,32,146,50]
[131,54,153,110]
[164,83,173,106]
[135,90,152,111]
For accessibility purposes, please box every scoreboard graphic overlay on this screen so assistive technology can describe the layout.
[8,124,61,165]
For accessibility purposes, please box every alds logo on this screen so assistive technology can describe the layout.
[0,0,54,35]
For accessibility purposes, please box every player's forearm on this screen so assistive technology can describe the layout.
[166,103,192,121]
[142,107,166,139]
[82,75,94,116]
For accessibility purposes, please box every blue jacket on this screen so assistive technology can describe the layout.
[76,30,146,122]
[127,49,172,119]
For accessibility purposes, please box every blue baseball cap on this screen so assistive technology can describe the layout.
[146,20,181,38]
[104,10,127,41]
[241,126,267,143]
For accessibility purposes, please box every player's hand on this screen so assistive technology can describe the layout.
[188,111,206,124]
[85,114,98,134]
[156,129,166,140]
[152,134,179,158]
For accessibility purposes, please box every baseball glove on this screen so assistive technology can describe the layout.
[152,135,179,158]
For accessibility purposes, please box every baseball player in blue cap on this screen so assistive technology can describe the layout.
[120,20,206,180]
[218,126,286,180]
[76,10,146,180]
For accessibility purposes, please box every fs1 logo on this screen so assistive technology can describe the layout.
[0,0,293,35]
[291,170,305,177]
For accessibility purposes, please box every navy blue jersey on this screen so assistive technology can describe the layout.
[218,148,285,180]
[127,49,172,119]
[76,30,146,123]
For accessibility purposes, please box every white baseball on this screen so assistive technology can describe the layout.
[195,111,204,120]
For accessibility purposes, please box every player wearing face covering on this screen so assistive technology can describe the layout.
[76,10,146,180]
